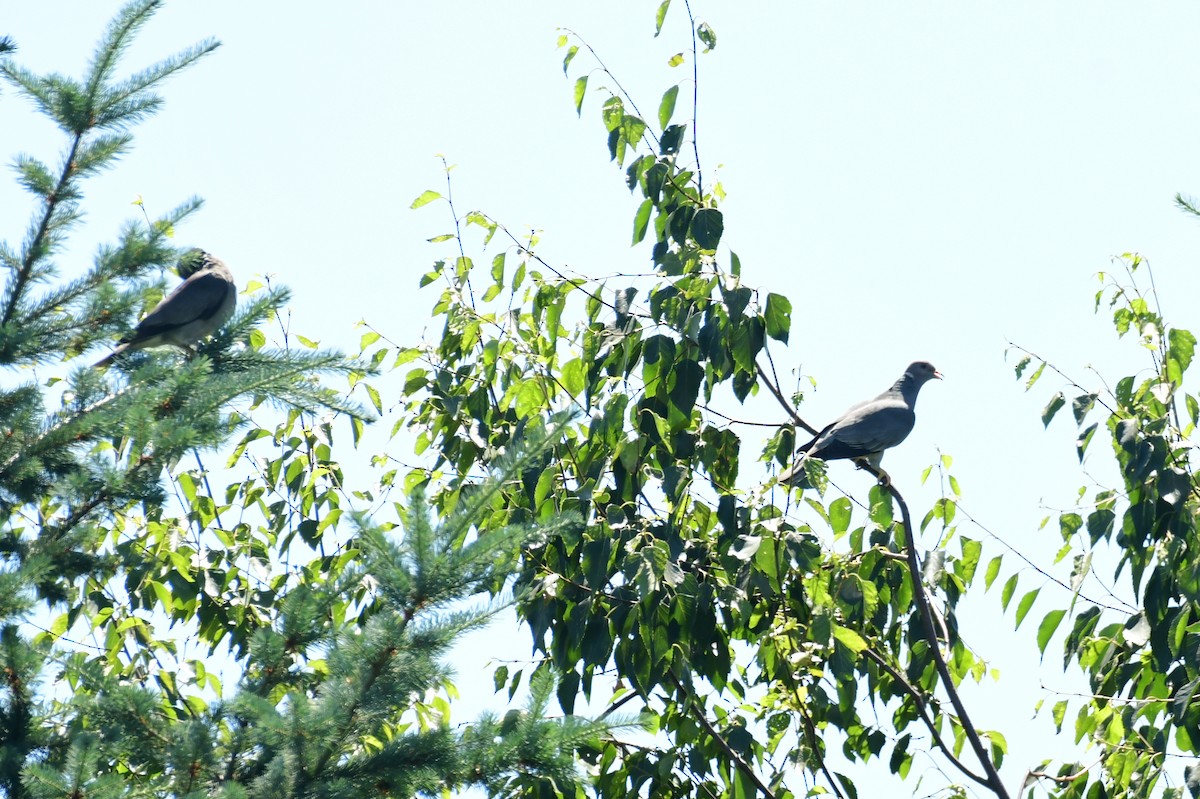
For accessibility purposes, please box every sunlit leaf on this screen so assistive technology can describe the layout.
[410,189,441,209]
[658,84,679,129]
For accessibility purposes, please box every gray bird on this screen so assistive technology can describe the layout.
[780,361,942,485]
[95,248,236,368]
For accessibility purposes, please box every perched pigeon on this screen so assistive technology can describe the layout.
[95,249,236,368]
[780,361,942,485]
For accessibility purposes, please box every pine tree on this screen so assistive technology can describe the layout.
[1,4,621,797]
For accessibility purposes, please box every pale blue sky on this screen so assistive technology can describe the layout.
[5,3,1200,796]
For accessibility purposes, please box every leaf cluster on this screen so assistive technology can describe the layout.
[1011,252,1200,798]
[383,9,1007,799]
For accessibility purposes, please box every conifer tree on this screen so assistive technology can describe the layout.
[0,4,619,797]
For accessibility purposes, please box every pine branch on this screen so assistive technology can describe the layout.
[2,132,83,326]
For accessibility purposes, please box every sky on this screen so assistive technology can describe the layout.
[4,2,1200,796]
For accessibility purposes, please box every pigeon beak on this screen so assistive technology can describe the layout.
[933,370,944,380]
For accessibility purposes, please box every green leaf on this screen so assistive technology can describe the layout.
[1051,700,1068,732]
[561,357,586,396]
[690,208,723,250]
[515,380,545,418]
[573,75,587,116]
[562,44,578,74]
[1168,328,1197,385]
[632,198,653,244]
[49,613,69,639]
[365,384,383,414]
[958,537,982,584]
[1075,423,1098,462]
[1014,588,1040,629]
[831,624,867,654]
[410,189,441,209]
[658,84,679,129]
[493,664,509,692]
[1037,609,1066,655]
[828,497,852,535]
[764,293,792,344]
[696,21,717,52]
[984,555,1003,589]
[655,0,672,35]
[667,52,685,68]
[1000,573,1018,610]
[1024,361,1046,391]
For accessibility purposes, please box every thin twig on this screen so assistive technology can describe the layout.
[755,362,818,435]
[681,0,703,198]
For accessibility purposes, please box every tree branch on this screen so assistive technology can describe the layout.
[860,646,988,787]
[668,671,779,799]
[3,132,83,325]
[863,467,1010,799]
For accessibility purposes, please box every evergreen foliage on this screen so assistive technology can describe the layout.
[1,4,616,798]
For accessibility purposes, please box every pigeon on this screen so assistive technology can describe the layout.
[780,361,942,486]
[95,249,236,368]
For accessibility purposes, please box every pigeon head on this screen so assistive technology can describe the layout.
[176,248,210,279]
[906,361,943,384]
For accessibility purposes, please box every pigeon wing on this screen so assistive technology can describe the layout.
[122,270,232,345]
[808,399,915,460]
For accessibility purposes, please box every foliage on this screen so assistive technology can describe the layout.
[0,4,614,798]
[386,4,1009,799]
[377,5,1200,799]
[1013,252,1200,799]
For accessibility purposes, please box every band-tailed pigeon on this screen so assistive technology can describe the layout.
[780,361,942,485]
[95,249,236,368]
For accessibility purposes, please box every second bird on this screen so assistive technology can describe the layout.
[95,248,236,368]
[780,361,942,485]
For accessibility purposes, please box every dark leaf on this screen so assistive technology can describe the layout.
[1186,761,1200,799]
[1116,418,1138,452]
[1041,392,1065,427]
[690,208,723,250]
[669,359,703,415]
[1075,423,1098,462]
[556,669,581,715]
[669,206,695,246]
[660,123,686,155]
[1071,393,1096,425]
